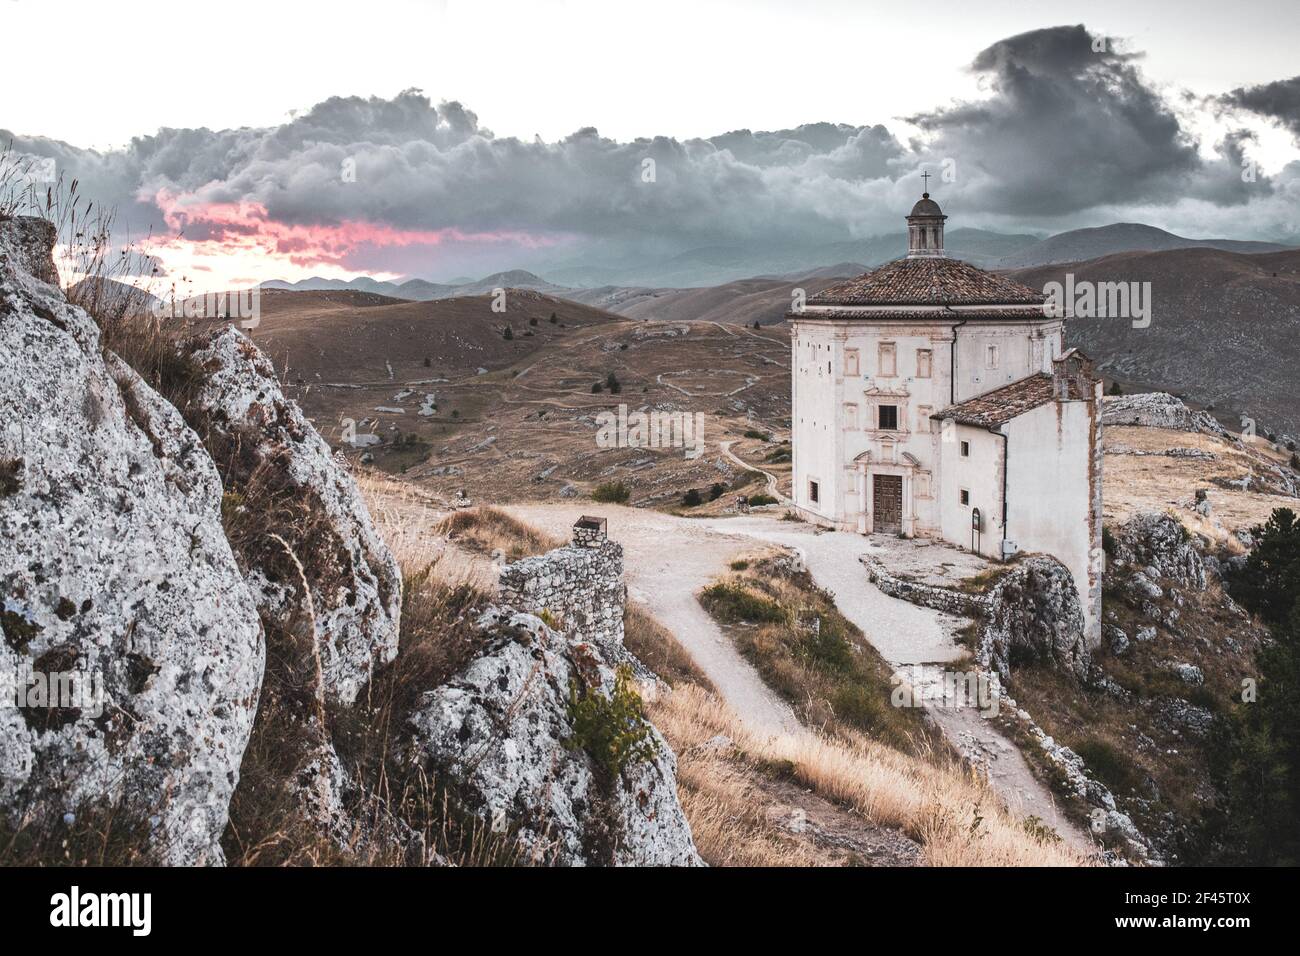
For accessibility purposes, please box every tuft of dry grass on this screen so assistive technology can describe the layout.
[435,506,564,560]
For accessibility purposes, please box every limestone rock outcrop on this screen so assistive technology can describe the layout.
[185,326,401,705]
[1109,512,1206,590]
[979,555,1091,682]
[1100,392,1227,436]
[0,216,263,865]
[407,606,702,867]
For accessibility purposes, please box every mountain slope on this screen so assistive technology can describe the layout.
[1008,247,1300,436]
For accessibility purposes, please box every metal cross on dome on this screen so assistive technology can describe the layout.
[921,171,931,193]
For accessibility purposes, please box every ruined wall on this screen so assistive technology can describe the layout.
[497,528,626,660]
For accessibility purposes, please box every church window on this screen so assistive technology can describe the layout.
[960,440,970,457]
[959,488,970,506]
[809,480,820,503]
[879,342,897,377]
[878,404,899,431]
[916,349,932,378]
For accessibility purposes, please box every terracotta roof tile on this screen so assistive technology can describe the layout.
[808,256,1046,307]
[931,373,1056,428]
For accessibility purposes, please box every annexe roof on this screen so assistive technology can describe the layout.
[930,373,1056,428]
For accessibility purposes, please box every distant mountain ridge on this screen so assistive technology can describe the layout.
[260,270,562,301]
[997,223,1292,269]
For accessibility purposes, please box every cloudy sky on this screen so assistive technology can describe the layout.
[3,0,1299,288]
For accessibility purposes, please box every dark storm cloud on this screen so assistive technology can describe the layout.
[904,24,1256,216]
[1221,76,1300,139]
[1,25,1293,276]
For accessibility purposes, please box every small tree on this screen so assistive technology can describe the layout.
[1227,508,1300,626]
[549,312,558,324]
[606,372,621,395]
[709,482,725,501]
[422,356,431,368]
[503,325,513,340]
[591,382,603,393]
[1106,381,1123,396]
[529,316,538,326]
[682,488,702,507]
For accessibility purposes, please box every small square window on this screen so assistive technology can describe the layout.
[809,480,820,503]
[960,440,970,457]
[959,489,970,506]
[878,405,899,430]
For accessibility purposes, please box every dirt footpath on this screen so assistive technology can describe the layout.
[505,502,1093,852]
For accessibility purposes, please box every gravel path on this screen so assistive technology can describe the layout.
[504,503,1092,851]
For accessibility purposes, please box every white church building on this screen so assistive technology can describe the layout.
[788,192,1103,643]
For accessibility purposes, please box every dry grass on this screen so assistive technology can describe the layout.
[653,685,1087,867]
[435,505,564,560]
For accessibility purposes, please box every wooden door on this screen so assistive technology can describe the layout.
[873,474,902,534]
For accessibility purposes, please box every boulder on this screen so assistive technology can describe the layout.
[185,327,400,705]
[407,606,702,866]
[978,555,1090,682]
[1111,512,1206,590]
[0,217,263,865]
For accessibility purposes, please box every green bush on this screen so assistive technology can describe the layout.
[748,493,778,507]
[591,481,630,504]
[681,488,702,507]
[1072,737,1143,795]
[743,429,771,442]
[565,666,656,777]
[1227,508,1300,625]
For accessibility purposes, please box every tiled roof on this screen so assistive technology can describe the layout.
[931,373,1056,428]
[791,307,1044,320]
[808,256,1046,307]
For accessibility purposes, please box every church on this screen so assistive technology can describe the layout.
[788,190,1102,643]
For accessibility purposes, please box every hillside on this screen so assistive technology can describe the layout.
[1008,247,1300,437]
[999,223,1291,269]
[558,273,851,325]
[260,270,563,301]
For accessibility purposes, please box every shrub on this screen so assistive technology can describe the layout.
[743,429,771,441]
[502,326,513,340]
[529,316,538,326]
[591,382,603,393]
[1101,525,1117,558]
[748,493,778,506]
[699,582,787,625]
[1291,453,1300,472]
[549,312,557,324]
[591,481,630,504]
[682,488,703,507]
[565,666,657,777]
[729,559,750,571]
[709,483,725,501]
[1106,381,1123,396]
[605,372,621,395]
[764,448,792,463]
